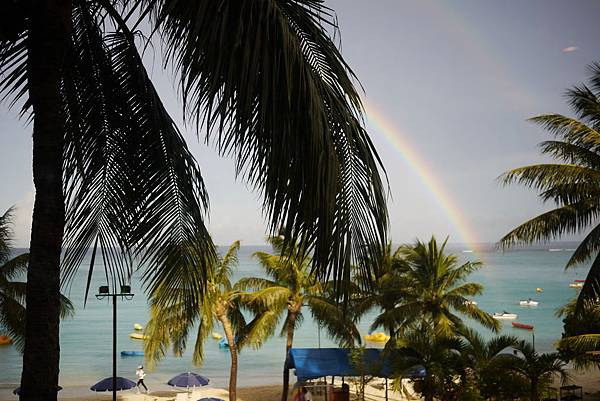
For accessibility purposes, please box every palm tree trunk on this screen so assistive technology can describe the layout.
[281,309,299,401]
[220,315,238,401]
[530,378,539,401]
[21,2,70,401]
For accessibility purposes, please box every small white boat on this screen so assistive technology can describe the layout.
[570,282,584,288]
[463,300,478,306]
[493,312,518,320]
[519,300,539,306]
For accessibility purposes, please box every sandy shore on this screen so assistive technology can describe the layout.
[0,368,598,401]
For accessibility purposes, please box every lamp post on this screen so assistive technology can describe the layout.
[96,285,134,401]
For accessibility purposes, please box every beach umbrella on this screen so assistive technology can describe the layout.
[197,398,225,401]
[167,372,210,388]
[90,377,136,392]
[13,386,62,395]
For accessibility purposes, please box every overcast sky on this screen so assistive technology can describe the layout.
[2,0,600,247]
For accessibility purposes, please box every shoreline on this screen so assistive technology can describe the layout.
[1,368,599,401]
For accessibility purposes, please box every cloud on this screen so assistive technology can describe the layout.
[562,46,578,53]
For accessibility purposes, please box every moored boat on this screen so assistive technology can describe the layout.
[463,300,478,306]
[129,333,149,340]
[120,351,144,356]
[364,332,390,343]
[512,322,534,330]
[519,299,539,306]
[493,312,518,320]
[570,282,583,288]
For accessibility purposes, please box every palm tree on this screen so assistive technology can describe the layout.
[145,241,279,401]
[0,207,74,351]
[393,327,466,401]
[237,235,361,401]
[461,327,519,375]
[0,2,388,399]
[500,63,600,307]
[556,298,600,368]
[459,327,520,398]
[498,341,569,401]
[351,242,411,338]
[373,237,499,336]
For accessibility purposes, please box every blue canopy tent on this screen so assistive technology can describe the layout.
[286,348,425,401]
[286,348,394,381]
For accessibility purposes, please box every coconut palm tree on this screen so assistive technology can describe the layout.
[351,242,411,338]
[237,235,361,401]
[461,327,519,375]
[0,207,74,351]
[498,340,569,401]
[556,298,600,368]
[0,2,388,399]
[145,241,279,401]
[500,63,600,308]
[393,327,466,401]
[373,237,499,336]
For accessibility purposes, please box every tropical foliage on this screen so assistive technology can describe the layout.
[557,298,600,369]
[500,63,600,307]
[496,341,569,401]
[0,1,388,398]
[238,235,361,401]
[393,326,466,401]
[359,237,498,337]
[145,241,279,401]
[0,208,73,351]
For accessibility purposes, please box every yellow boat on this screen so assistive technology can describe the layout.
[363,332,390,343]
[133,323,143,331]
[211,332,223,340]
[0,335,11,345]
[129,333,149,340]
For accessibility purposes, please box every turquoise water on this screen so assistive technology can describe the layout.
[0,244,589,392]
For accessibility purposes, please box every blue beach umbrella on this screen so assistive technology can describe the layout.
[13,386,62,395]
[90,377,136,392]
[167,372,210,388]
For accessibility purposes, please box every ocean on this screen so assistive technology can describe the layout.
[0,243,589,394]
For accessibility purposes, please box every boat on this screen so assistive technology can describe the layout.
[133,323,143,331]
[0,335,11,345]
[211,332,223,340]
[364,332,390,343]
[512,322,534,330]
[493,312,518,320]
[519,299,539,306]
[129,333,149,340]
[463,300,478,306]
[536,287,543,293]
[569,282,584,288]
[120,351,144,357]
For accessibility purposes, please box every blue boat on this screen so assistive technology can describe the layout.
[120,351,144,357]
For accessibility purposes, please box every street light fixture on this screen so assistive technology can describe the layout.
[96,285,134,401]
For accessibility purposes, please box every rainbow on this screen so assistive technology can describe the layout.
[364,102,480,252]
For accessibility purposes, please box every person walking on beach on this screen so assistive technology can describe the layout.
[136,365,148,393]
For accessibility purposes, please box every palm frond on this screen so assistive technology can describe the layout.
[1,253,29,281]
[58,1,215,308]
[143,0,388,300]
[559,334,600,355]
[500,200,600,248]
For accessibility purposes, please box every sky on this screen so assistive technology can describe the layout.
[1,0,600,248]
